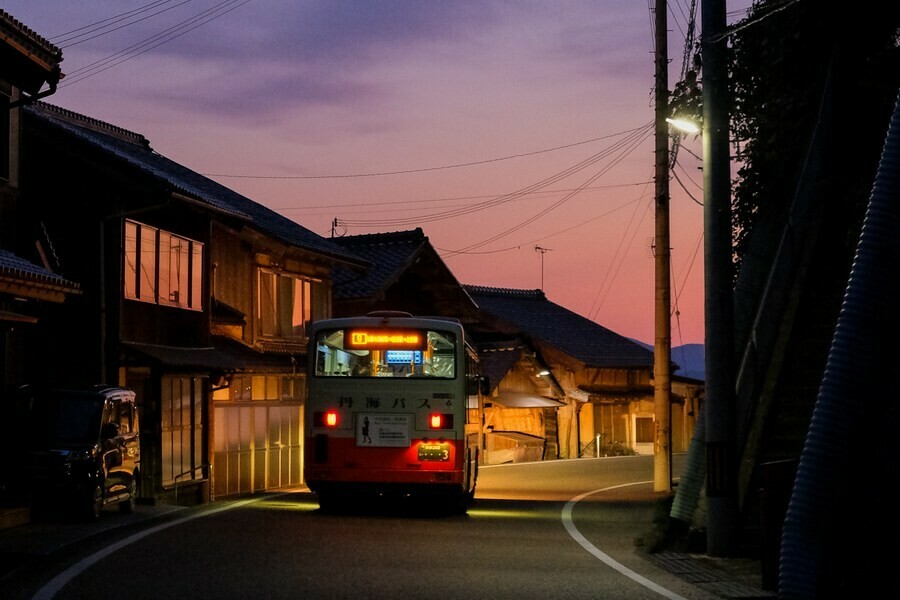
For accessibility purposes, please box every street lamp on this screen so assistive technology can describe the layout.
[666,117,701,134]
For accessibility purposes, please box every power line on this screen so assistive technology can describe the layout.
[672,230,704,315]
[203,126,652,180]
[439,125,653,254]
[710,0,801,43]
[434,195,645,257]
[52,0,192,47]
[671,155,704,206]
[589,193,654,321]
[342,124,653,230]
[273,181,651,214]
[59,0,249,88]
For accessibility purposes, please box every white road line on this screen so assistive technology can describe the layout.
[32,497,265,600]
[36,485,686,600]
[561,481,688,600]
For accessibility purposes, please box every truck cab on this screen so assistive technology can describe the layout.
[19,385,141,520]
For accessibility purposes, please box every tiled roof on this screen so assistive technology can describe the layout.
[0,248,79,291]
[465,285,654,369]
[0,9,63,80]
[330,229,428,299]
[23,102,367,268]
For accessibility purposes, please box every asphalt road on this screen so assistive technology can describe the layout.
[1,455,768,600]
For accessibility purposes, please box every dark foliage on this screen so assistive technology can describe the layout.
[726,0,900,274]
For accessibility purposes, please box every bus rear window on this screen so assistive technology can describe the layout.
[314,329,456,378]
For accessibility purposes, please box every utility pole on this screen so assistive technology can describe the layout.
[702,0,738,556]
[653,0,672,493]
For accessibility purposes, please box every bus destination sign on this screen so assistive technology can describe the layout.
[345,329,426,351]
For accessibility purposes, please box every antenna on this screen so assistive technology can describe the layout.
[534,246,553,290]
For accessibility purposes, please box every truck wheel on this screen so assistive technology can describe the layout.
[120,477,137,513]
[85,484,103,521]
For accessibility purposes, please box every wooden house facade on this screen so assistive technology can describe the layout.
[14,101,366,507]
[466,286,703,460]
[0,11,81,517]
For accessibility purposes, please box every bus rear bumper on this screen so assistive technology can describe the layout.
[306,467,465,490]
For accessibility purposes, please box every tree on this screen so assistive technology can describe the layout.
[728,0,900,274]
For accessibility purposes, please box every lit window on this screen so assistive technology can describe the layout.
[124,219,202,310]
[257,269,319,339]
[161,376,203,486]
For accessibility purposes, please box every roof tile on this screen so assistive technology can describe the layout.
[24,102,367,267]
[465,285,653,368]
[0,249,79,290]
[331,229,427,299]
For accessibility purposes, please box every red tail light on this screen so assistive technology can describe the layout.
[429,413,453,429]
[314,410,340,428]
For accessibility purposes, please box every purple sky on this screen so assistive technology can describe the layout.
[6,0,754,345]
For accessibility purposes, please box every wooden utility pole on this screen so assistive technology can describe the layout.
[653,0,672,493]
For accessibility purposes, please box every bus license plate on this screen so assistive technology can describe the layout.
[418,443,450,462]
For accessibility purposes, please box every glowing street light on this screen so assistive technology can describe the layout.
[666,117,701,134]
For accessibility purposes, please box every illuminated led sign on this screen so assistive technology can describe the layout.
[345,329,426,351]
[385,350,422,365]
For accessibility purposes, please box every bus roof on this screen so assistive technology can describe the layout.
[309,314,464,333]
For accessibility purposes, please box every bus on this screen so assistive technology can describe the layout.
[304,311,484,512]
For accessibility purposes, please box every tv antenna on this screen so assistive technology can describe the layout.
[534,246,553,290]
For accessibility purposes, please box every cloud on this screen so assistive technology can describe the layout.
[95,1,508,121]
[40,1,651,130]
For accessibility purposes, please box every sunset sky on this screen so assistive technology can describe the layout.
[6,0,753,346]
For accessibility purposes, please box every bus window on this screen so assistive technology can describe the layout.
[314,328,457,378]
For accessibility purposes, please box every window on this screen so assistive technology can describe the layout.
[124,219,203,310]
[212,375,305,403]
[161,376,204,486]
[314,329,457,379]
[102,398,134,434]
[256,269,320,339]
[635,416,654,444]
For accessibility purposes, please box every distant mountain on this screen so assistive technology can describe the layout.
[630,340,705,381]
[671,343,705,380]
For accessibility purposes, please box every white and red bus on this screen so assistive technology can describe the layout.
[304,312,483,512]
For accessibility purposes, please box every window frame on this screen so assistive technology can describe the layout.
[161,376,204,487]
[255,268,319,341]
[635,416,654,444]
[124,219,203,311]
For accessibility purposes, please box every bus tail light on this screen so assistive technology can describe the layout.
[314,410,340,428]
[429,413,453,429]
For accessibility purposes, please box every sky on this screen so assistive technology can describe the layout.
[5,0,754,346]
